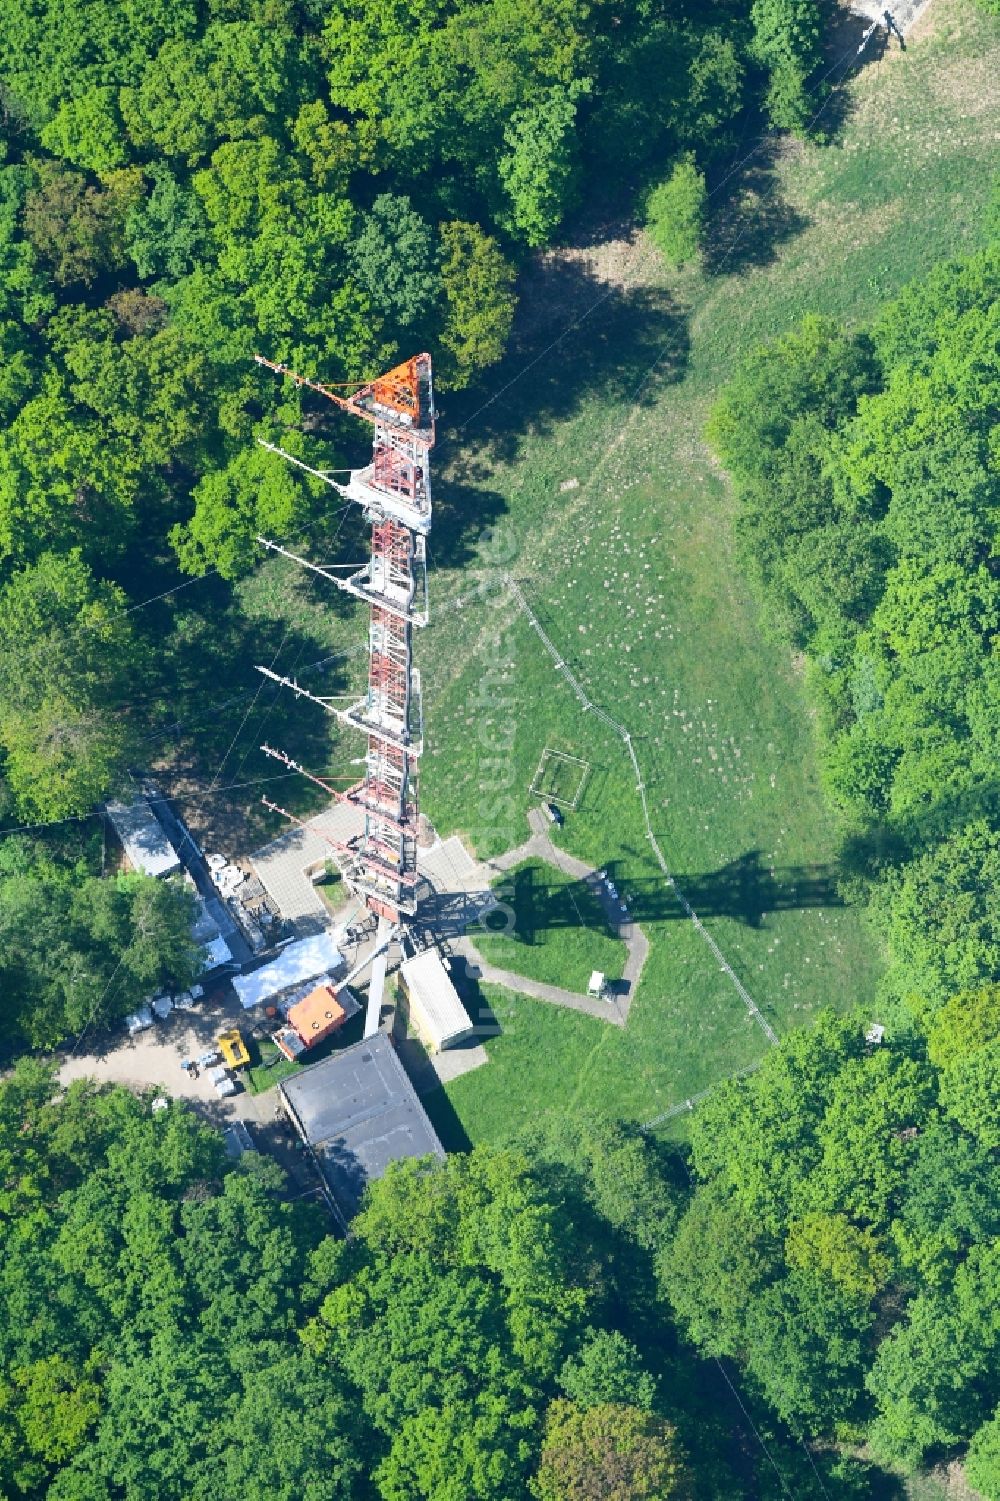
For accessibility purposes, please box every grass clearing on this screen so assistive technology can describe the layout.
[417,0,1000,1144]
[476,858,627,991]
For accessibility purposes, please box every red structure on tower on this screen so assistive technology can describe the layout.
[253,353,435,928]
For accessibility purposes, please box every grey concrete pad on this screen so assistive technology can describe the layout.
[250,802,364,929]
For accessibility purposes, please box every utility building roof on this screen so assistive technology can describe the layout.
[399,947,474,1051]
[233,932,344,1010]
[288,982,351,1041]
[279,1032,444,1219]
[106,799,181,879]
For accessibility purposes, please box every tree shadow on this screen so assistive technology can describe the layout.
[128,571,357,853]
[703,141,811,277]
[839,779,1000,886]
[438,249,691,473]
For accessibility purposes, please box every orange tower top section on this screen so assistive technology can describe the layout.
[254,353,434,441]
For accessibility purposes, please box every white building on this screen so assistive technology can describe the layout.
[398,948,474,1052]
[233,932,345,1011]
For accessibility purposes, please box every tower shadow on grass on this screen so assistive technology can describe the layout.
[487,852,845,936]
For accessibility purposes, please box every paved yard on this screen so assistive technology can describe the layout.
[250,802,365,934]
[58,987,281,1128]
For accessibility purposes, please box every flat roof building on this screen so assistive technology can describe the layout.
[398,947,474,1051]
[279,1032,445,1220]
[106,799,180,879]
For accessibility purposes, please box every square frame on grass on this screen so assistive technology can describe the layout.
[529,747,591,809]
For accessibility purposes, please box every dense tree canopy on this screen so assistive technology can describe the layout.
[709,240,1000,1019]
[0,840,201,1048]
[0,1074,712,1501]
[661,1004,1000,1479]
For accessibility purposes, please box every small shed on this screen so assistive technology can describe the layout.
[276,983,361,1061]
[587,971,606,999]
[106,799,181,878]
[398,948,474,1052]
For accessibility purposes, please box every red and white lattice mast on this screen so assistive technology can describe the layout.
[252,355,435,1015]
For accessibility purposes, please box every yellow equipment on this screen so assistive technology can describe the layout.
[218,1028,250,1069]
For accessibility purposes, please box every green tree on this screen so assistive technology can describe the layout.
[23,161,136,286]
[0,383,143,567]
[750,0,827,134]
[559,1330,657,1412]
[375,1395,532,1501]
[0,848,201,1046]
[659,1186,778,1360]
[645,155,706,268]
[0,552,139,819]
[927,986,1000,1147]
[968,1407,1000,1501]
[499,83,588,246]
[124,163,209,279]
[39,89,128,175]
[743,1271,872,1430]
[13,1357,101,1467]
[223,1355,363,1501]
[784,1213,891,1302]
[437,220,517,389]
[350,194,440,344]
[891,1119,1000,1284]
[120,22,303,165]
[873,822,1000,1010]
[169,444,313,580]
[867,1244,1000,1468]
[532,1399,690,1501]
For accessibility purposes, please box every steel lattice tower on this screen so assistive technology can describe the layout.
[253,354,435,931]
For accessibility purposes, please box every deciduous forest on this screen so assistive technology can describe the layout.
[1,0,1000,1495]
[5,1008,1000,1499]
[710,234,1000,1022]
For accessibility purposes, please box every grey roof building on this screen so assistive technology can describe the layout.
[106,798,180,878]
[279,1032,445,1220]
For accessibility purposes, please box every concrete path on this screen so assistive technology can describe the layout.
[851,0,936,37]
[417,808,649,1027]
[393,1027,490,1094]
[456,943,629,1025]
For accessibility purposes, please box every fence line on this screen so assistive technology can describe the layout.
[641,1060,764,1130]
[507,575,779,1047]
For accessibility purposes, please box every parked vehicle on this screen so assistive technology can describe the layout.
[218,1028,250,1069]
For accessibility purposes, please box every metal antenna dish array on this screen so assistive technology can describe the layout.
[254,354,435,1033]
